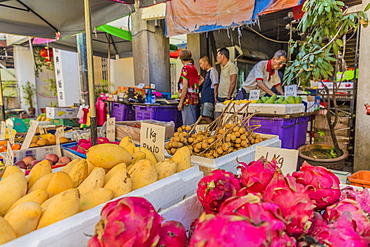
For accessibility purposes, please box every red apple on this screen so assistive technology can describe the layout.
[44,154,59,165]
[15,160,27,169]
[28,160,41,169]
[58,156,71,164]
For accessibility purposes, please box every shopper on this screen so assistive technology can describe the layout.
[177,49,200,126]
[199,56,219,123]
[216,48,238,102]
[242,50,287,98]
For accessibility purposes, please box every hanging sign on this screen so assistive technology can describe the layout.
[0,121,5,140]
[21,121,39,150]
[106,117,116,142]
[249,90,261,101]
[7,122,14,145]
[55,127,64,157]
[140,123,165,162]
[284,85,298,97]
[255,145,299,175]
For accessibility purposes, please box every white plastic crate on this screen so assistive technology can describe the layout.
[2,165,204,247]
[0,145,57,163]
[215,103,305,115]
[190,134,281,175]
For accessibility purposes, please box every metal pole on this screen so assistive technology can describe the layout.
[76,33,89,105]
[107,34,111,93]
[0,71,5,121]
[84,0,97,146]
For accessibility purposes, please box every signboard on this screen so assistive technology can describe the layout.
[106,117,116,142]
[255,145,299,175]
[4,141,14,166]
[55,127,64,157]
[284,85,298,97]
[7,122,14,145]
[0,121,5,140]
[249,90,260,101]
[21,121,39,150]
[140,123,165,162]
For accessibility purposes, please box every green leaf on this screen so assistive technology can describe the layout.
[365,3,370,12]
[335,39,343,47]
[333,43,339,54]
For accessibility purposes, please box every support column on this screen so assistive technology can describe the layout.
[187,33,201,70]
[354,1,370,171]
[76,33,89,104]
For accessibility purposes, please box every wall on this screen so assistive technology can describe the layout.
[110,57,135,89]
[36,68,57,110]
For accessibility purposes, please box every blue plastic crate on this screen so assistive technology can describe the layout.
[61,142,86,159]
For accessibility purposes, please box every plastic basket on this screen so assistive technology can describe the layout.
[111,103,135,121]
[61,142,86,159]
[134,105,178,124]
[347,170,370,188]
[248,116,297,149]
[293,116,310,149]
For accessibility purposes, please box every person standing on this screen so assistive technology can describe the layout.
[199,56,219,123]
[242,50,287,97]
[216,48,238,102]
[177,49,199,126]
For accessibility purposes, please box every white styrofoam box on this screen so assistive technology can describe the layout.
[190,134,281,175]
[159,194,203,231]
[329,169,351,184]
[215,103,305,115]
[317,81,353,89]
[46,107,79,119]
[0,145,57,163]
[2,165,204,247]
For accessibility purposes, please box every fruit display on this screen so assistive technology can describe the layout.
[256,95,303,104]
[35,113,51,122]
[166,104,268,158]
[29,134,69,148]
[0,140,21,152]
[0,137,192,244]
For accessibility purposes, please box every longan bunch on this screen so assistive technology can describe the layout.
[166,125,194,155]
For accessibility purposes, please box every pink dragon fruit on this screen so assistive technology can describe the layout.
[88,197,162,247]
[156,221,187,247]
[340,186,370,214]
[270,232,297,247]
[188,213,215,239]
[196,169,241,214]
[238,157,279,194]
[322,199,370,236]
[263,172,315,236]
[189,214,270,247]
[292,162,340,210]
[310,212,369,247]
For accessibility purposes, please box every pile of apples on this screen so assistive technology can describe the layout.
[14,154,71,171]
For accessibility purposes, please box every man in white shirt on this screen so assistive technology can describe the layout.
[242,50,287,97]
[216,48,238,102]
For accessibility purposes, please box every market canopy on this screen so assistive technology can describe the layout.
[165,0,304,37]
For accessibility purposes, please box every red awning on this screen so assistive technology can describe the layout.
[170,49,181,59]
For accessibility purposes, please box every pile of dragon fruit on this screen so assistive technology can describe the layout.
[192,159,370,247]
[70,137,119,155]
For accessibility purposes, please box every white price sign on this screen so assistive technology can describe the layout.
[7,122,14,145]
[21,121,39,150]
[140,123,165,162]
[249,90,260,101]
[284,85,298,97]
[4,141,14,166]
[0,121,5,140]
[55,127,64,157]
[255,145,299,175]
[106,117,116,142]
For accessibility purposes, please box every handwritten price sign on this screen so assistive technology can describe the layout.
[106,117,116,142]
[284,85,298,97]
[140,123,165,162]
[249,90,260,101]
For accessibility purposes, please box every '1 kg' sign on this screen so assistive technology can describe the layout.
[140,123,165,162]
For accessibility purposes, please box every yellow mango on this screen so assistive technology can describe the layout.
[87,144,132,169]
[172,146,192,172]
[0,216,16,244]
[131,151,146,165]
[28,173,53,194]
[87,160,96,175]
[0,173,27,216]
[61,158,81,174]
[40,196,56,212]
[27,160,52,189]
[7,189,48,214]
[37,189,80,229]
[68,159,88,187]
[104,168,132,198]
[119,136,136,154]
[80,188,113,211]
[128,159,158,190]
[104,163,126,185]
[155,159,179,180]
[4,202,42,237]
[2,165,23,179]
[46,171,74,197]
[134,147,157,164]
[77,167,105,195]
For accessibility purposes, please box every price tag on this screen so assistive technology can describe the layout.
[137,83,145,89]
[0,121,5,140]
[195,124,209,133]
[4,141,14,166]
[119,93,124,98]
[140,123,165,162]
[39,126,45,135]
[106,117,116,142]
[7,123,14,145]
[21,121,39,150]
[249,90,260,101]
[55,127,64,157]
[284,85,298,97]
[255,145,298,175]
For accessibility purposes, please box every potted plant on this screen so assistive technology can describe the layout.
[284,0,368,170]
[21,81,36,117]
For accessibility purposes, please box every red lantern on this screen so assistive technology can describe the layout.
[39,47,53,59]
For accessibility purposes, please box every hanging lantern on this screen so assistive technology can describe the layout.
[39,47,54,59]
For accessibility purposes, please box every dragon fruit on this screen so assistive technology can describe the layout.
[263,172,315,236]
[196,169,241,214]
[310,212,369,247]
[322,199,370,236]
[340,186,370,214]
[270,232,297,247]
[156,221,187,247]
[189,214,270,247]
[88,197,162,247]
[238,157,279,194]
[292,162,340,210]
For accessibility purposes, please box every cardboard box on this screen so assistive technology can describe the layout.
[46,107,79,119]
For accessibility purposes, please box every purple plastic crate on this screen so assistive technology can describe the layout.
[248,116,297,149]
[111,103,135,121]
[134,105,178,124]
[294,116,310,149]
